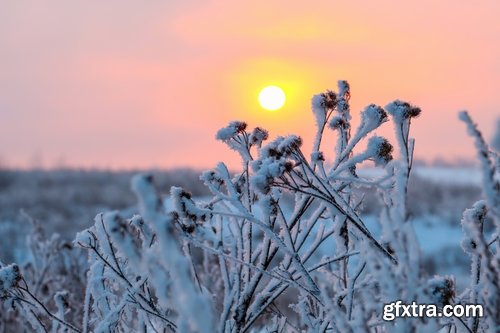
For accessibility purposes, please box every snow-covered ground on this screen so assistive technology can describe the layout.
[358,165,482,185]
[413,166,484,185]
[0,167,483,285]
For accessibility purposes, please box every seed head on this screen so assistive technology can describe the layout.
[385,100,422,121]
[0,264,22,293]
[329,116,349,130]
[321,90,337,109]
[367,136,393,165]
[249,127,269,146]
[216,121,247,141]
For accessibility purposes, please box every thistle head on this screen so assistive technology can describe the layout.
[385,100,421,122]
[367,136,393,165]
[329,116,349,130]
[360,104,388,129]
[216,121,247,141]
[249,127,269,147]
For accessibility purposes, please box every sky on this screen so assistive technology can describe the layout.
[1,0,499,170]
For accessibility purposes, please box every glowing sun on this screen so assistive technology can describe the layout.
[258,86,286,111]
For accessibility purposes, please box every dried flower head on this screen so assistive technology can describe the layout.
[278,135,302,155]
[261,135,302,159]
[0,264,22,293]
[367,136,393,165]
[361,104,388,129]
[460,200,488,254]
[249,127,269,147]
[215,121,247,141]
[251,135,302,193]
[171,186,207,224]
[250,171,273,194]
[427,276,455,307]
[109,213,129,236]
[329,116,349,130]
[311,151,325,163]
[283,161,295,173]
[200,170,224,187]
[312,90,338,127]
[321,90,337,109]
[407,106,421,118]
[385,100,421,121]
[54,291,70,311]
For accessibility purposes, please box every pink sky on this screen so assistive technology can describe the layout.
[1,0,499,170]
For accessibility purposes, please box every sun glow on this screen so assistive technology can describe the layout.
[258,86,286,111]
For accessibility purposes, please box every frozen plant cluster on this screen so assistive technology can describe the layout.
[1,81,499,332]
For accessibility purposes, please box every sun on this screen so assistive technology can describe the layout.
[258,86,286,111]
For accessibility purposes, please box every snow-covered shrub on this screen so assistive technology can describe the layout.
[492,118,500,153]
[0,212,87,332]
[1,81,498,332]
[458,112,500,333]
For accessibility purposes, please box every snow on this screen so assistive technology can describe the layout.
[359,104,388,133]
[311,93,327,126]
[492,118,500,152]
[215,121,247,141]
[0,264,20,293]
[292,214,469,258]
[248,127,268,147]
[366,136,393,165]
[385,100,421,122]
[357,166,483,185]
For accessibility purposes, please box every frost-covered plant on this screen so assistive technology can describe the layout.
[71,181,215,333]
[458,112,499,333]
[1,81,499,332]
[163,81,438,332]
[492,118,500,153]
[0,212,87,332]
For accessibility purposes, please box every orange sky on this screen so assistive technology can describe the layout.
[1,0,499,170]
